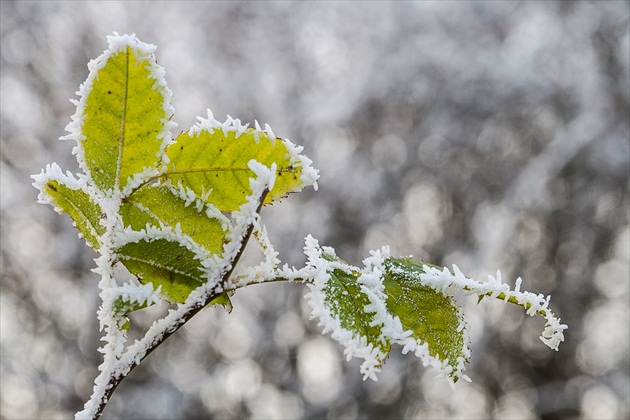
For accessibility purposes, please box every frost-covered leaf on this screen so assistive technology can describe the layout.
[120,184,228,253]
[304,236,469,382]
[117,238,206,303]
[208,292,233,313]
[383,258,469,382]
[33,166,105,250]
[163,113,318,212]
[113,295,152,316]
[69,35,173,194]
[320,253,391,364]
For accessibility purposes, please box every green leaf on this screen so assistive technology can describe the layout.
[383,258,468,382]
[117,238,206,303]
[164,127,305,212]
[120,184,227,253]
[113,296,152,316]
[81,45,168,193]
[321,254,391,360]
[208,292,233,313]
[40,179,105,249]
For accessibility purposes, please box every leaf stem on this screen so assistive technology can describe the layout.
[472,288,548,317]
[88,190,268,419]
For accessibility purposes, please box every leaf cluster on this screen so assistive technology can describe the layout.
[33,34,566,420]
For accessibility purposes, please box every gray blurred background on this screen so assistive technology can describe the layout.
[1,1,628,418]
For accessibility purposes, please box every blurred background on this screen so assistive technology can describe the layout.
[1,1,628,418]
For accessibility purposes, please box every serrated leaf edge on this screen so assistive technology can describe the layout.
[303,235,472,383]
[61,33,177,199]
[188,109,319,193]
[362,249,471,383]
[32,162,105,247]
[414,264,567,351]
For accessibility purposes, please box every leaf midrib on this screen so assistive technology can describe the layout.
[116,47,130,190]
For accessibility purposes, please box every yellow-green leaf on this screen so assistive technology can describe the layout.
[81,45,168,193]
[164,127,304,212]
[383,258,468,382]
[120,184,227,253]
[323,264,390,360]
[118,238,205,303]
[40,179,105,249]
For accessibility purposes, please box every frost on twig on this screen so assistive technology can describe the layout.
[75,164,275,420]
[300,235,566,384]
[33,33,566,419]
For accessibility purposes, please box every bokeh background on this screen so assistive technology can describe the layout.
[1,1,629,418]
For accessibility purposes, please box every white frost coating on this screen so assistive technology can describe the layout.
[61,32,176,194]
[303,235,388,381]
[187,108,320,195]
[302,238,565,384]
[398,264,568,351]
[40,33,321,420]
[264,123,277,146]
[31,163,106,244]
[169,181,200,207]
[76,154,275,420]
[228,214,282,288]
[32,162,89,193]
[113,281,162,309]
[283,138,320,191]
[119,166,162,200]
[248,160,277,192]
[304,238,472,383]
[188,109,249,139]
[163,183,231,231]
[113,222,212,273]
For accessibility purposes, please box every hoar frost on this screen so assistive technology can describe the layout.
[33,33,566,419]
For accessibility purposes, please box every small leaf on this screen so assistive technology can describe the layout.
[121,318,131,331]
[208,292,233,313]
[121,184,227,253]
[80,43,170,193]
[164,123,309,212]
[39,178,105,249]
[117,238,206,303]
[113,296,150,316]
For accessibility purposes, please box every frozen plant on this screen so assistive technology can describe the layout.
[32,34,567,420]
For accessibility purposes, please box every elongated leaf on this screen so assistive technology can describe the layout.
[120,184,227,253]
[383,258,468,382]
[40,179,105,249]
[81,44,169,193]
[118,238,205,303]
[164,126,307,212]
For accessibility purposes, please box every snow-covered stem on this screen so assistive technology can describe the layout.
[230,272,550,319]
[76,190,268,420]
[34,33,567,418]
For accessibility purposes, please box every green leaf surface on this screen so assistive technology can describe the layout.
[82,46,167,192]
[208,292,233,313]
[321,256,390,360]
[383,258,467,381]
[164,128,303,212]
[120,184,227,253]
[41,179,105,249]
[113,296,152,316]
[118,238,205,303]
